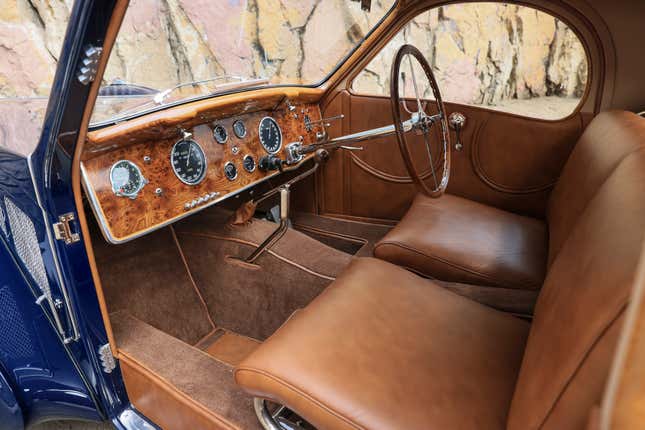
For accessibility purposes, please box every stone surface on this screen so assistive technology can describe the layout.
[353,4,588,113]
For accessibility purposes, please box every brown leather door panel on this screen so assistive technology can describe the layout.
[318,91,585,221]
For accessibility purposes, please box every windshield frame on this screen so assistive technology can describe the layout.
[89,1,399,130]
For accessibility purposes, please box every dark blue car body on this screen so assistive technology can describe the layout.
[0,2,151,428]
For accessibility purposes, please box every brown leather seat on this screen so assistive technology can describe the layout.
[236,112,645,430]
[236,258,530,430]
[374,193,547,289]
[375,110,645,290]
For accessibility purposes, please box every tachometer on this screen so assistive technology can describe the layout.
[171,138,207,185]
[110,160,147,199]
[258,117,282,154]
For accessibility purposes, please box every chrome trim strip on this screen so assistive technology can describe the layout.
[27,154,80,342]
[81,158,312,245]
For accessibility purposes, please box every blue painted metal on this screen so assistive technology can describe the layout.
[0,366,23,430]
[0,0,153,428]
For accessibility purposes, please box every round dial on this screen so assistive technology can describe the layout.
[258,117,282,154]
[224,162,238,181]
[213,124,228,144]
[242,155,256,173]
[171,139,207,185]
[233,120,247,139]
[110,160,146,198]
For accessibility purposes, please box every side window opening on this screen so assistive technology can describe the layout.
[352,3,588,120]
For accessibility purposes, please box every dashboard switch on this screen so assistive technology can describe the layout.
[259,155,284,172]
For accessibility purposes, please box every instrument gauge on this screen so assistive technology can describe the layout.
[224,162,238,181]
[242,155,256,173]
[171,138,207,185]
[213,124,228,144]
[258,117,282,154]
[110,160,147,198]
[233,120,247,139]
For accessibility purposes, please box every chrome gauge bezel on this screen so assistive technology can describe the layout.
[110,160,147,199]
[242,154,256,173]
[224,161,238,181]
[170,138,208,186]
[258,116,283,154]
[233,120,247,139]
[213,123,228,144]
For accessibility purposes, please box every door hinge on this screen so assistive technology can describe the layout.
[98,343,117,373]
[53,213,80,244]
[77,45,103,85]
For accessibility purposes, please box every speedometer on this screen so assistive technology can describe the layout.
[171,139,207,185]
[258,117,282,154]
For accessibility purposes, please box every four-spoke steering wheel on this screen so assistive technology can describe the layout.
[390,44,451,198]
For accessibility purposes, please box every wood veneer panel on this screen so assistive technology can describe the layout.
[82,102,322,243]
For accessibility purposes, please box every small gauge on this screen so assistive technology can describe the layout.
[242,155,256,173]
[258,116,282,154]
[233,120,247,139]
[171,139,207,185]
[224,162,238,181]
[213,124,228,144]
[110,160,147,199]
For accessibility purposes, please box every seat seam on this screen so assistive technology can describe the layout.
[535,302,628,430]
[374,241,540,290]
[235,367,365,430]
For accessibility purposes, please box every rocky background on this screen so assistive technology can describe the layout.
[0,1,586,155]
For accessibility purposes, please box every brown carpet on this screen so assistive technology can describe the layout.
[292,212,392,257]
[174,208,354,340]
[112,312,261,430]
[92,225,214,345]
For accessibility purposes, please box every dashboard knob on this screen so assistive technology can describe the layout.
[259,155,284,172]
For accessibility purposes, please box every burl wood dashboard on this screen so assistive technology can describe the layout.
[81,91,324,244]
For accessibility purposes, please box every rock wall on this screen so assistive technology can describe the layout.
[0,0,586,109]
[353,4,588,106]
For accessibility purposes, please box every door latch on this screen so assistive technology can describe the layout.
[53,213,80,245]
[448,112,467,151]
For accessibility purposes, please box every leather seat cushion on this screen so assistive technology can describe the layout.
[374,193,548,290]
[235,258,530,430]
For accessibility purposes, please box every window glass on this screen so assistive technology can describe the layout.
[352,3,588,120]
[0,1,72,156]
[91,0,397,124]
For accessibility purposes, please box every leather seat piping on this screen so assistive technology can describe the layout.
[374,240,540,290]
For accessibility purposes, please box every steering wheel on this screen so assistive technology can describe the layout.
[390,44,451,198]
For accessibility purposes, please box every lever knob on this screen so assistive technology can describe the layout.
[259,155,284,172]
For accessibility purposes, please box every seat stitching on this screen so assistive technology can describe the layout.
[374,241,539,289]
[235,367,365,430]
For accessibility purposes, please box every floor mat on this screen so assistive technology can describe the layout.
[174,208,353,340]
[196,329,261,366]
[112,312,261,430]
[91,222,214,345]
[292,212,392,257]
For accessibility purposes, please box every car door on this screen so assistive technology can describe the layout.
[316,2,598,222]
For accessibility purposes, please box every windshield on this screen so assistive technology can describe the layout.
[91,0,397,125]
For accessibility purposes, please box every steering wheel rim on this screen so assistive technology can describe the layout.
[390,44,451,198]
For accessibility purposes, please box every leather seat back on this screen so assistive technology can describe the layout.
[508,147,645,429]
[547,111,645,266]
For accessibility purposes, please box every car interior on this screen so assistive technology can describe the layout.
[70,0,645,429]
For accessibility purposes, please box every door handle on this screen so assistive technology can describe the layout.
[448,112,467,151]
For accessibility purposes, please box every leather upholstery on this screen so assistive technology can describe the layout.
[374,193,548,289]
[236,258,529,430]
[508,149,645,430]
[547,110,645,265]
[235,112,645,430]
[375,111,645,289]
